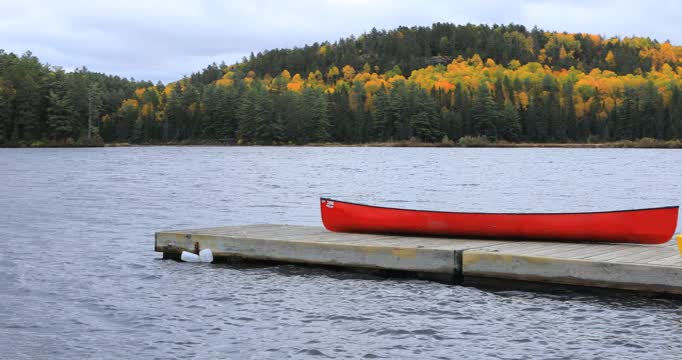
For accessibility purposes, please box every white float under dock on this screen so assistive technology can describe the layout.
[155,224,682,295]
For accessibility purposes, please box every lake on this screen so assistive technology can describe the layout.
[1,146,681,359]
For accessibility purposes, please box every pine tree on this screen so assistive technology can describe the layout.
[201,85,221,139]
[671,85,682,139]
[237,86,258,143]
[45,70,75,141]
[617,87,637,140]
[411,87,441,141]
[181,84,202,139]
[222,87,240,140]
[87,83,103,141]
[202,84,236,140]
[471,82,498,140]
[47,89,75,141]
[498,101,521,141]
[165,83,186,140]
[454,83,472,135]
[253,85,275,143]
[441,110,463,140]
[542,74,563,140]
[0,83,11,143]
[350,81,369,142]
[131,116,144,143]
[528,88,545,141]
[410,111,432,141]
[640,83,659,138]
[327,87,353,142]
[562,81,577,140]
[300,87,329,142]
[389,81,410,139]
[371,87,389,140]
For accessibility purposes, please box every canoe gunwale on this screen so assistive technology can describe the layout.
[320,197,679,216]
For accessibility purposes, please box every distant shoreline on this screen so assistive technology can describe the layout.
[4,138,682,149]
[108,141,682,149]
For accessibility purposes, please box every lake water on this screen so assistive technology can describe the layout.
[1,146,681,359]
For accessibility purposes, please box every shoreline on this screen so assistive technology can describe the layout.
[3,138,682,149]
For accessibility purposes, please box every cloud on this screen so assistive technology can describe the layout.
[0,0,679,83]
[520,0,682,41]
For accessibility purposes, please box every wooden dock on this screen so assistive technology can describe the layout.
[155,225,682,295]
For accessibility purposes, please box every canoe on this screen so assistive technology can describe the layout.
[320,198,679,244]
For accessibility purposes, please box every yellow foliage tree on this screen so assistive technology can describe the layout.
[605,51,616,68]
[120,98,139,110]
[134,88,145,99]
[342,65,356,81]
[326,66,339,80]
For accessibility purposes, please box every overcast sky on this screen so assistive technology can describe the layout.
[1,0,680,83]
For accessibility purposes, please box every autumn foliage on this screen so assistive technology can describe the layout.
[2,23,682,146]
[108,46,682,144]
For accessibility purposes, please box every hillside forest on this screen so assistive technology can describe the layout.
[2,23,682,146]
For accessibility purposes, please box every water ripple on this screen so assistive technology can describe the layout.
[0,147,681,360]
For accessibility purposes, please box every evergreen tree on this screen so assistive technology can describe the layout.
[181,84,202,139]
[440,109,463,140]
[0,82,11,143]
[202,84,235,139]
[562,81,577,140]
[327,86,353,142]
[350,81,369,142]
[87,83,103,140]
[237,86,259,143]
[4,25,682,147]
[372,87,390,140]
[498,101,521,141]
[237,82,275,143]
[390,81,411,139]
[542,74,563,140]
[617,87,637,140]
[164,83,187,140]
[671,85,682,139]
[454,82,472,135]
[471,82,498,140]
[46,78,75,141]
[300,87,329,142]
[411,87,441,141]
[528,88,544,141]
[12,53,48,141]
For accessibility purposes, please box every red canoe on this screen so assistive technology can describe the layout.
[320,198,679,244]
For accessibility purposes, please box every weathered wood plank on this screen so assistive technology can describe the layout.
[606,247,677,264]
[155,225,682,295]
[545,243,623,259]
[462,250,682,294]
[648,254,682,266]
[156,226,460,275]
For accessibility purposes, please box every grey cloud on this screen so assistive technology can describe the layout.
[1,0,679,83]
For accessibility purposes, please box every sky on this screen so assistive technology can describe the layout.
[1,0,681,83]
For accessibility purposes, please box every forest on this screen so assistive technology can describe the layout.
[1,23,682,146]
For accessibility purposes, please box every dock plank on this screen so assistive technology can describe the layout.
[155,225,682,295]
[462,238,682,293]
[156,225,503,279]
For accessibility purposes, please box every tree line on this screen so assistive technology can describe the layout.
[102,57,682,145]
[1,23,682,146]
[0,50,152,145]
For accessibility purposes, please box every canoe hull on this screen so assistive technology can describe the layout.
[320,198,679,244]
